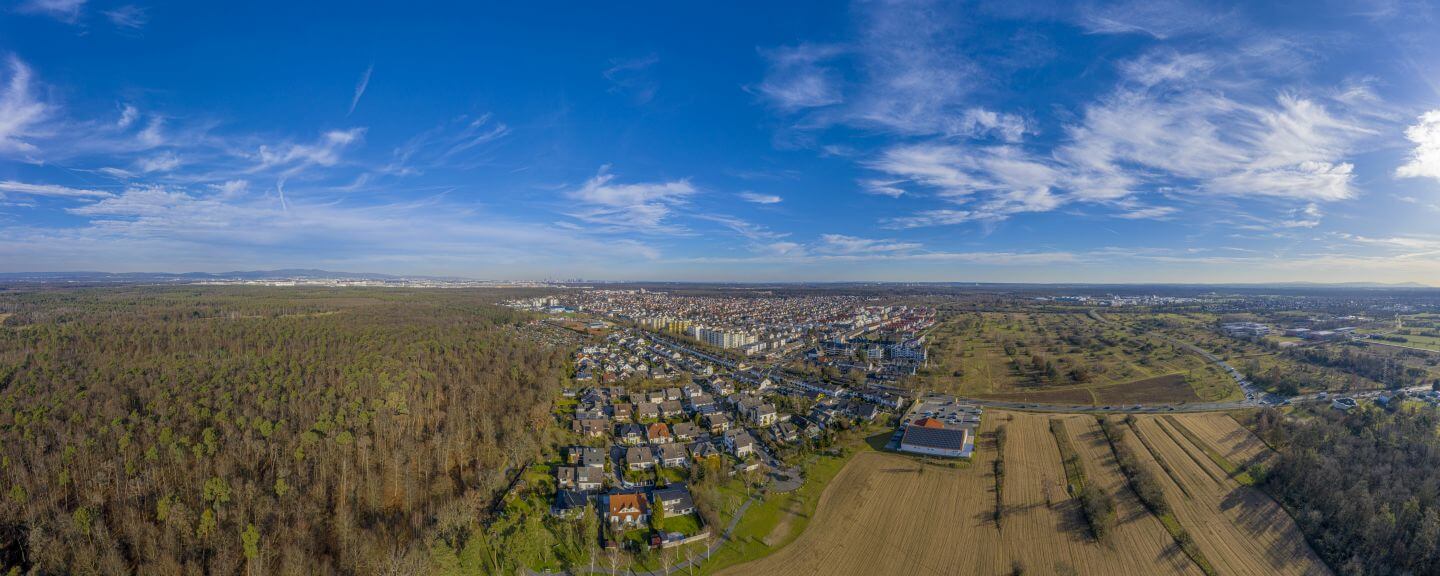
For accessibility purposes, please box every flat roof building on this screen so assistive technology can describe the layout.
[898,417,973,458]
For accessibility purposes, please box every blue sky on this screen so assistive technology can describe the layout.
[2,0,1440,283]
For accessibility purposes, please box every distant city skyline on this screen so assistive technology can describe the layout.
[2,1,1440,284]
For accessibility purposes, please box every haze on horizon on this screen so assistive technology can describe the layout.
[2,0,1440,284]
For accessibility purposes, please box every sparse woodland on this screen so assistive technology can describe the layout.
[0,288,569,575]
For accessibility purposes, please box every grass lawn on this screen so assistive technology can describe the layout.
[695,427,889,575]
[658,512,703,535]
[657,466,688,484]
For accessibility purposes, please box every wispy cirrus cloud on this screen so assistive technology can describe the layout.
[103,4,147,29]
[0,180,113,198]
[564,166,696,233]
[348,64,373,116]
[738,191,781,204]
[0,56,50,157]
[16,0,86,23]
[1076,0,1235,39]
[255,128,365,174]
[815,233,920,255]
[604,54,660,105]
[0,181,662,275]
[871,50,1377,228]
[752,44,846,112]
[386,113,510,176]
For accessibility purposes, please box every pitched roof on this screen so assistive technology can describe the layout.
[913,417,947,429]
[609,492,647,514]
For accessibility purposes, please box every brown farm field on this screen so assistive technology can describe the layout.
[1128,414,1331,575]
[720,411,1327,576]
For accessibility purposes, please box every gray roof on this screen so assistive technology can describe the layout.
[900,425,967,451]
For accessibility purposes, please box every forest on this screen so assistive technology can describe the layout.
[1252,404,1440,575]
[0,287,570,575]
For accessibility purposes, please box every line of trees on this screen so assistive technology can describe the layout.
[0,287,570,575]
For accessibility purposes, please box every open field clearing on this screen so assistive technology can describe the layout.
[1123,311,1396,394]
[985,373,1205,406]
[1130,415,1330,575]
[722,412,1203,576]
[922,312,1235,404]
[1171,413,1274,470]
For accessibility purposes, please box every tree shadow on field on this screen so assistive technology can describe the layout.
[1053,498,1093,543]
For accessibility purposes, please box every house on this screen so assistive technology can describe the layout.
[747,403,778,427]
[704,413,732,434]
[846,402,882,421]
[573,418,609,438]
[671,422,698,442]
[688,440,720,462]
[723,429,757,458]
[556,466,603,492]
[659,400,685,418]
[647,422,673,444]
[652,483,697,516]
[770,421,800,444]
[709,379,734,395]
[654,443,689,468]
[552,490,591,518]
[610,403,633,422]
[636,402,661,421]
[567,446,607,469]
[617,423,646,445]
[607,492,649,527]
[664,387,683,401]
[646,390,667,404]
[682,384,704,399]
[898,418,973,458]
[626,446,656,470]
[686,394,715,414]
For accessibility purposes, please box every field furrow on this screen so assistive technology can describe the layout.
[1127,415,1331,576]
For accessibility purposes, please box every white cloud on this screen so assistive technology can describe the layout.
[137,118,166,147]
[138,150,182,173]
[1397,110,1440,182]
[103,4,147,29]
[386,114,509,175]
[604,54,660,105]
[17,0,86,23]
[257,128,365,172]
[4,182,662,275]
[349,64,373,116]
[116,104,139,129]
[753,44,845,112]
[698,214,788,244]
[738,191,782,204]
[870,143,1064,222]
[1112,204,1178,220]
[0,180,112,198]
[0,56,49,156]
[859,179,906,198]
[871,49,1378,228]
[816,234,921,255]
[1077,0,1231,39]
[884,209,979,228]
[565,166,696,232]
